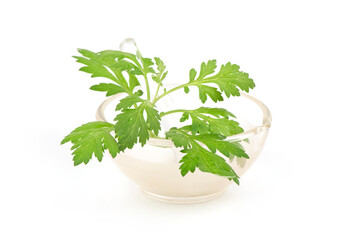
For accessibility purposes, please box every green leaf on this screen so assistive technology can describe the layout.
[111,60,140,72]
[161,71,168,80]
[115,90,144,111]
[179,112,189,122]
[198,85,223,103]
[180,147,238,180]
[184,86,190,93]
[61,122,120,165]
[208,118,243,136]
[77,48,98,59]
[179,107,243,136]
[152,76,161,84]
[128,74,140,92]
[191,107,236,118]
[197,60,217,80]
[209,62,255,94]
[74,49,145,93]
[90,83,126,97]
[97,50,139,63]
[165,128,192,149]
[190,116,209,135]
[154,57,166,73]
[141,57,155,74]
[165,128,240,183]
[152,57,168,85]
[145,105,162,133]
[102,133,120,158]
[186,60,255,103]
[73,56,118,82]
[189,68,197,82]
[193,134,249,159]
[66,46,255,184]
[114,101,161,151]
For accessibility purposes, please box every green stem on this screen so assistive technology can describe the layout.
[152,83,189,104]
[154,84,161,100]
[143,74,151,101]
[129,45,151,101]
[160,109,188,117]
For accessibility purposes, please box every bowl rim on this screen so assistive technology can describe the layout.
[96,93,272,147]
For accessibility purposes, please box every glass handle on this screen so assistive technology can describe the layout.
[119,38,139,53]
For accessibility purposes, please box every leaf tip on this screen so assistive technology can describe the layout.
[233,178,240,185]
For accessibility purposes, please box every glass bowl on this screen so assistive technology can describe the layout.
[96,92,271,204]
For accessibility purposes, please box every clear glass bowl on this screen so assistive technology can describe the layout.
[96,92,271,204]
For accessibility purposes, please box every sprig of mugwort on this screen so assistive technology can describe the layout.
[61,46,255,184]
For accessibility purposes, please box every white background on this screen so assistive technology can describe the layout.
[1,0,359,239]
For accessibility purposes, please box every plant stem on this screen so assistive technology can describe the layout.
[143,74,151,101]
[154,84,161,100]
[160,109,188,117]
[130,44,151,101]
[152,83,189,104]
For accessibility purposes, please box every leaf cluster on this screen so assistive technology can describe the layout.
[166,128,248,184]
[185,60,255,103]
[61,122,119,165]
[179,107,244,136]
[61,45,255,184]
[114,91,161,151]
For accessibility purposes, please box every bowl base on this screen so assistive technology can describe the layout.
[141,189,227,204]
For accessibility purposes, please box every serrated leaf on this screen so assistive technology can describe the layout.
[152,57,167,85]
[204,62,255,94]
[154,57,166,73]
[209,118,243,136]
[103,133,119,158]
[61,122,120,165]
[152,75,162,84]
[180,112,189,122]
[77,49,98,59]
[185,60,255,103]
[193,107,236,118]
[145,105,161,134]
[198,85,223,103]
[111,60,140,72]
[165,128,240,183]
[190,116,209,135]
[194,134,249,159]
[165,128,192,149]
[90,83,125,97]
[141,57,155,74]
[128,74,140,92]
[74,56,118,82]
[189,68,197,82]
[197,60,217,80]
[179,107,243,136]
[97,50,138,63]
[216,81,240,97]
[114,102,161,151]
[115,90,144,111]
[161,71,168,80]
[74,49,146,94]
[180,146,238,180]
[66,47,256,184]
